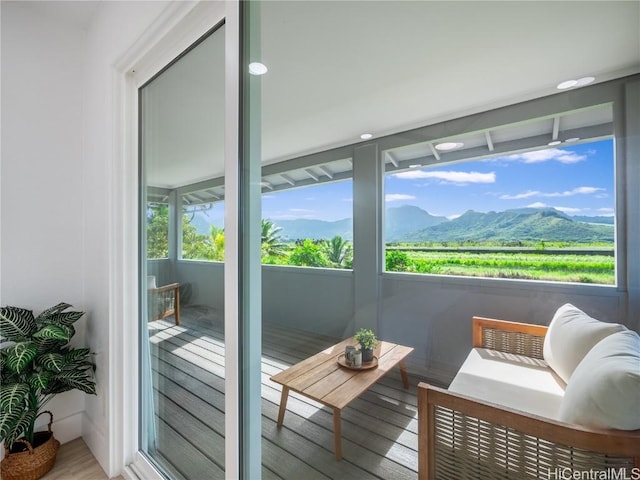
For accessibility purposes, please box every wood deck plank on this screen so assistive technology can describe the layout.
[147,308,421,479]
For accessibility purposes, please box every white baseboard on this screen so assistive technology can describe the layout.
[82,412,109,477]
[49,411,84,445]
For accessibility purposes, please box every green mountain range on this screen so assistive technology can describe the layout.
[192,205,614,243]
[407,208,613,243]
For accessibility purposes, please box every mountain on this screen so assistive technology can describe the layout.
[270,205,448,242]
[192,205,614,244]
[385,205,448,242]
[570,215,615,225]
[273,218,353,241]
[408,208,614,243]
[190,211,223,235]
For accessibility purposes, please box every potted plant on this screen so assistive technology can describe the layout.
[0,303,96,480]
[354,328,378,363]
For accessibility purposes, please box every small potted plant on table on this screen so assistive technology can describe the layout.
[354,328,378,363]
[0,303,96,480]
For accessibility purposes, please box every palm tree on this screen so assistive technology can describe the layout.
[261,219,288,257]
[323,235,353,268]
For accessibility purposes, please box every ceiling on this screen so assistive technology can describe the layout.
[36,0,640,192]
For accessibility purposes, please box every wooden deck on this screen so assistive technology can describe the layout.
[147,305,424,480]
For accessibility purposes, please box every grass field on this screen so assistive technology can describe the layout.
[386,248,615,284]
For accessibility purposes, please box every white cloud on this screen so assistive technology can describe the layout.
[553,206,582,213]
[545,186,605,197]
[501,186,604,200]
[342,197,353,202]
[504,148,587,164]
[447,214,462,220]
[290,208,314,213]
[597,208,615,214]
[385,193,416,202]
[525,202,582,213]
[393,170,496,184]
[501,190,541,200]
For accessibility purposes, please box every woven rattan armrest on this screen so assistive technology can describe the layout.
[418,382,640,480]
[472,316,548,359]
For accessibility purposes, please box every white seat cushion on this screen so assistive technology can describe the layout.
[559,329,640,430]
[449,348,566,420]
[543,303,626,383]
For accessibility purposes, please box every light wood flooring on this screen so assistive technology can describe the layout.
[40,438,120,480]
[146,305,431,480]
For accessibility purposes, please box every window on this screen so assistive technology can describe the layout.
[181,195,225,261]
[261,179,353,268]
[384,107,616,285]
[146,202,169,259]
[177,173,355,268]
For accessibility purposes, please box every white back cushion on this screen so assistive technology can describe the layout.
[559,329,640,430]
[543,304,625,383]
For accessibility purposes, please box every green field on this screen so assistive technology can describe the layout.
[385,248,615,284]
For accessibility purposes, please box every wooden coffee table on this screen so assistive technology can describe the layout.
[270,337,414,460]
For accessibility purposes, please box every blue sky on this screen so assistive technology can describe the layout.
[197,139,614,224]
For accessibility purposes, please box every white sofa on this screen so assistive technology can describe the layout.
[418,304,640,480]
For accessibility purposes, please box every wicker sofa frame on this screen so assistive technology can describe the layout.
[418,316,640,480]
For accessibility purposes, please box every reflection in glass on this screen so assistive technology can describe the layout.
[140,27,226,479]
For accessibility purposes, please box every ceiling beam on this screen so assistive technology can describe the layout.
[204,189,220,200]
[190,192,208,203]
[428,143,441,161]
[552,115,560,141]
[385,151,399,167]
[304,168,320,182]
[318,165,334,179]
[385,123,612,173]
[280,173,296,186]
[485,131,494,151]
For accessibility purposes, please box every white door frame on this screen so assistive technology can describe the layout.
[109,2,244,478]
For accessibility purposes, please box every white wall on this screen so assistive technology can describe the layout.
[0,1,87,455]
[1,0,170,473]
[80,2,170,475]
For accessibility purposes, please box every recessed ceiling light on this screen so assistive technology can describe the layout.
[435,142,464,151]
[557,80,578,90]
[557,76,595,90]
[248,62,268,75]
[360,133,373,140]
[575,76,595,87]
[565,137,580,142]
[548,140,562,146]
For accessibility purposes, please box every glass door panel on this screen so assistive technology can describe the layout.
[140,25,226,479]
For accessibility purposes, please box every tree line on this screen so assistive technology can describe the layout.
[147,205,353,268]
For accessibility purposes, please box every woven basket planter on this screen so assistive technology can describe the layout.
[1,411,60,480]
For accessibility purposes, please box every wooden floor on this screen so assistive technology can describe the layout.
[40,438,120,480]
[147,305,427,480]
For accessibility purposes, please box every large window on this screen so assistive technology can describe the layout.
[384,126,616,285]
[178,179,354,268]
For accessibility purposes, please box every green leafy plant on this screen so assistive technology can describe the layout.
[0,303,96,450]
[354,328,378,350]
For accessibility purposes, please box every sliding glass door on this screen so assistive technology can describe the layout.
[139,24,227,479]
